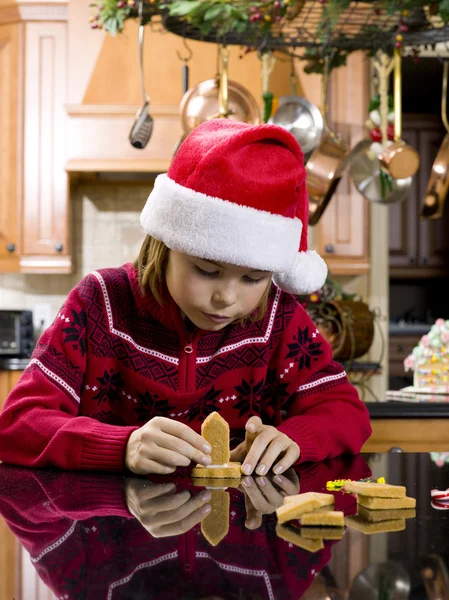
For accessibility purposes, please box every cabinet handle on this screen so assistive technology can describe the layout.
[55,242,63,253]
[409,257,415,264]
[325,244,335,254]
[6,243,16,253]
[397,344,404,353]
[422,256,429,265]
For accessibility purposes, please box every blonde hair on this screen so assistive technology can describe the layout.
[134,235,270,325]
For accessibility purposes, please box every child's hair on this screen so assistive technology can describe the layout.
[134,235,271,325]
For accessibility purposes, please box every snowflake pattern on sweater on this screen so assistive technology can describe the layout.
[0,263,371,471]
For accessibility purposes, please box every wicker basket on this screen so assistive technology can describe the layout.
[316,300,375,361]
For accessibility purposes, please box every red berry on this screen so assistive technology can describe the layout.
[274,0,281,7]
[117,0,125,7]
[91,22,99,28]
[387,123,395,140]
[369,128,382,142]
[399,24,408,32]
[395,41,402,48]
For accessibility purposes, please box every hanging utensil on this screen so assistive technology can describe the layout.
[179,45,260,133]
[378,48,420,179]
[173,39,193,157]
[261,51,276,123]
[350,52,412,204]
[420,61,449,220]
[306,56,350,225]
[129,0,153,149]
[270,61,323,161]
[217,45,230,118]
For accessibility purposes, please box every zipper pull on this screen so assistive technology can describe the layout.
[184,344,193,354]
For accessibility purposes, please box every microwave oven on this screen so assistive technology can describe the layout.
[0,310,34,357]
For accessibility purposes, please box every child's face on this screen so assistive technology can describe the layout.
[165,251,271,331]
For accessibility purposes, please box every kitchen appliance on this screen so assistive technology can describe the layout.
[0,310,34,357]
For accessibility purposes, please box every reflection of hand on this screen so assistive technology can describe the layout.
[125,479,211,538]
[230,416,300,476]
[239,468,300,530]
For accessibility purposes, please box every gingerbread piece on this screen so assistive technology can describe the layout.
[357,494,416,510]
[357,506,416,522]
[192,412,241,479]
[344,481,406,498]
[301,510,344,527]
[276,492,334,524]
[300,527,344,540]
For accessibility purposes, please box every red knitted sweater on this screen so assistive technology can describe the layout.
[0,263,371,471]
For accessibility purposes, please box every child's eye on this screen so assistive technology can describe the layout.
[194,265,219,278]
[243,276,266,284]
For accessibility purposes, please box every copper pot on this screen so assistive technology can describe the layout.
[378,49,420,179]
[179,47,260,134]
[306,58,349,226]
[420,61,449,220]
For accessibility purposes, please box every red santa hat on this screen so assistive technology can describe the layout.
[140,119,327,294]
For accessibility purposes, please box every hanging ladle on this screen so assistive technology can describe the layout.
[129,0,153,149]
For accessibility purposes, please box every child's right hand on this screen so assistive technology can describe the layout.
[125,416,212,475]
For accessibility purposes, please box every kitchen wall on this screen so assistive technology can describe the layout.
[0,181,369,332]
[0,183,150,325]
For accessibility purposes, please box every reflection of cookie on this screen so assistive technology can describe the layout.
[202,412,230,464]
[191,462,241,479]
[277,492,334,524]
[201,490,229,546]
[191,477,241,489]
[344,481,406,498]
[357,506,416,522]
[275,523,324,553]
[345,515,406,534]
[357,494,416,510]
[301,510,344,527]
[300,527,344,540]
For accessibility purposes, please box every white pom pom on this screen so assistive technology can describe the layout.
[272,251,328,295]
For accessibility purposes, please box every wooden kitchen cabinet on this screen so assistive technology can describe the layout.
[0,23,20,273]
[0,2,70,274]
[389,115,449,277]
[312,54,370,275]
[0,369,23,410]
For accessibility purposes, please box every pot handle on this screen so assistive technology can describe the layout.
[219,45,230,118]
[322,56,340,144]
[441,61,449,134]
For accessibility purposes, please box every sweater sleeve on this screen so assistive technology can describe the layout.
[0,276,139,471]
[273,295,372,463]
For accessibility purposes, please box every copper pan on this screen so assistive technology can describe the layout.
[378,48,420,179]
[179,47,260,134]
[420,61,449,220]
[306,58,349,226]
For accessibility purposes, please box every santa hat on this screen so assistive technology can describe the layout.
[140,120,327,295]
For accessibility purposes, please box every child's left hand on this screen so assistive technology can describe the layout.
[230,416,300,477]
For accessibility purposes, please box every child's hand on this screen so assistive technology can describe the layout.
[125,478,211,537]
[125,417,212,475]
[239,469,300,530]
[230,416,300,476]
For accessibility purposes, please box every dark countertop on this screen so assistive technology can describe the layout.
[0,452,447,599]
[389,323,431,336]
[367,401,449,418]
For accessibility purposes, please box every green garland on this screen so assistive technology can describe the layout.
[89,0,449,69]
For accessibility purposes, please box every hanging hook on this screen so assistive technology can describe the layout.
[176,37,193,63]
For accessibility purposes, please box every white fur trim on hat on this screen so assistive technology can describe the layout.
[141,173,302,273]
[272,251,328,295]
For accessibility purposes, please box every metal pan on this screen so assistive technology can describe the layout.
[179,47,260,133]
[420,61,449,220]
[350,140,411,204]
[378,48,420,179]
[306,58,350,225]
[270,71,323,159]
[350,52,412,204]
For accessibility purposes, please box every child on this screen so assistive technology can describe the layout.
[0,120,371,474]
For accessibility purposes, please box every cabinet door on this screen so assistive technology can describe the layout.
[0,24,21,272]
[314,56,370,275]
[20,21,70,273]
[417,128,449,269]
[389,127,419,268]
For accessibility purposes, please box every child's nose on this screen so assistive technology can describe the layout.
[212,284,237,308]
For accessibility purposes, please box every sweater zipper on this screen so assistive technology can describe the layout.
[178,330,200,393]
